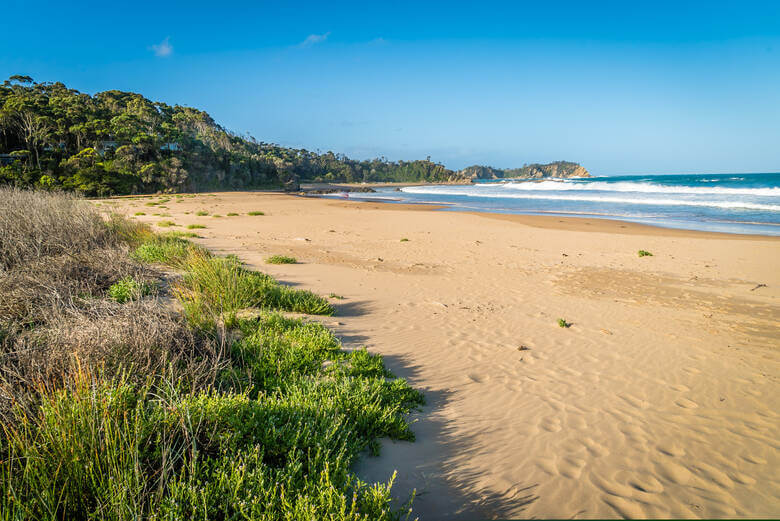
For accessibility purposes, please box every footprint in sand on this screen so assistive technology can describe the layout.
[656,443,686,457]
[559,457,587,479]
[467,373,485,383]
[581,437,609,458]
[675,398,699,409]
[692,462,735,489]
[628,475,664,494]
[540,416,562,432]
[535,458,558,476]
[590,473,635,497]
[741,454,767,465]
[603,496,646,518]
[730,471,756,485]
[618,393,651,409]
[656,460,693,485]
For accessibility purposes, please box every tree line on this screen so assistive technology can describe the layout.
[0,76,460,196]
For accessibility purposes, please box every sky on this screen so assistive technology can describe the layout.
[2,0,779,175]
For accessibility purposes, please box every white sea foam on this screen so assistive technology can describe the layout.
[470,180,780,196]
[400,186,780,212]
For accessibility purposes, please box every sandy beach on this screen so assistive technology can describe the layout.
[107,191,779,519]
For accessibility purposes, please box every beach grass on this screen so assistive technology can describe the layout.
[266,255,296,264]
[187,224,206,229]
[196,210,209,216]
[0,187,420,519]
[247,211,265,216]
[638,250,653,257]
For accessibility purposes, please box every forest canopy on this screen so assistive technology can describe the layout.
[0,76,459,195]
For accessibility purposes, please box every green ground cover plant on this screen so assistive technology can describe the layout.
[247,211,265,216]
[107,276,154,303]
[266,255,296,264]
[638,250,653,257]
[0,187,422,520]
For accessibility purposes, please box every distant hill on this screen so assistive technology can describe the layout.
[458,161,590,180]
[0,76,588,195]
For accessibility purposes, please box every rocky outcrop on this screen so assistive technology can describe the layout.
[457,161,590,181]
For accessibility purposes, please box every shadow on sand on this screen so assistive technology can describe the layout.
[352,351,540,521]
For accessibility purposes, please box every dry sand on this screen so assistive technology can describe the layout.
[106,191,779,519]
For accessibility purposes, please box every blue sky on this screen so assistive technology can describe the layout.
[2,0,779,175]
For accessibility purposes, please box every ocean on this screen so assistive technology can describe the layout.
[348,172,780,236]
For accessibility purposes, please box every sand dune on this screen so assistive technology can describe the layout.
[109,192,779,519]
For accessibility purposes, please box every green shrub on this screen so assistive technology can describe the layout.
[176,254,333,325]
[156,220,177,228]
[558,318,570,328]
[226,212,239,216]
[638,250,653,257]
[329,293,345,299]
[266,255,296,264]
[400,238,409,242]
[247,211,264,216]
[212,214,223,218]
[162,231,200,239]
[134,211,146,216]
[186,224,206,229]
[108,276,152,303]
[132,236,202,266]
[195,210,209,216]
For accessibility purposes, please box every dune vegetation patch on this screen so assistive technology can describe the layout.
[0,187,420,519]
[266,255,296,265]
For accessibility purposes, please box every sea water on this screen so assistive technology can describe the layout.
[355,173,780,236]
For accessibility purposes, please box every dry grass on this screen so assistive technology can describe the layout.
[0,188,121,270]
[0,299,224,421]
[0,187,224,422]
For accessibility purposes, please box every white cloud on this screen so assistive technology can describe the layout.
[298,32,330,47]
[151,37,173,57]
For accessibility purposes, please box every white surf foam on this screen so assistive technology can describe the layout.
[400,186,780,212]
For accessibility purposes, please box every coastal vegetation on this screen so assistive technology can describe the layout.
[266,255,297,265]
[0,187,422,519]
[0,76,587,195]
[558,318,571,328]
[638,250,653,257]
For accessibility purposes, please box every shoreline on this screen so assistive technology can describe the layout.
[105,191,780,518]
[298,179,780,239]
[297,191,780,241]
